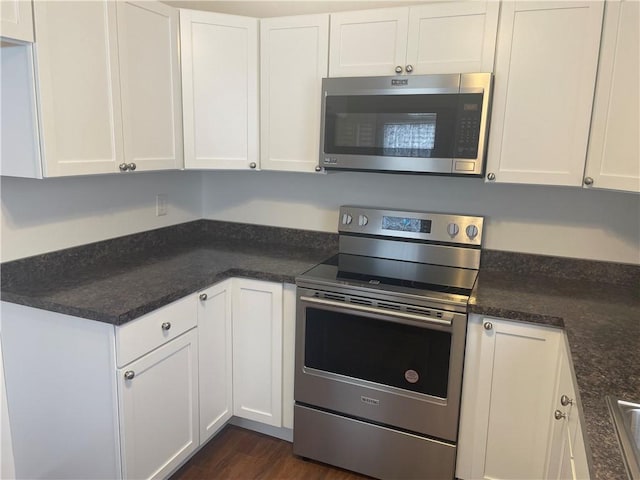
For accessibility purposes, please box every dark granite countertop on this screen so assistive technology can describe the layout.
[1,223,638,479]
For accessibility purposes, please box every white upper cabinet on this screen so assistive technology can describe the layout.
[485,1,604,186]
[260,14,329,173]
[0,0,34,42]
[116,1,183,172]
[180,10,259,170]
[329,2,499,77]
[34,1,123,176]
[584,0,640,193]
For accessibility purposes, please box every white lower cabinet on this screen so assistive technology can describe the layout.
[232,278,283,427]
[457,315,590,480]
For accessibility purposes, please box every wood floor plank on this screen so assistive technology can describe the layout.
[170,425,370,480]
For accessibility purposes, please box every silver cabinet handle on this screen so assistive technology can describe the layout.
[119,163,129,172]
[199,293,208,301]
[315,166,322,172]
[483,321,493,330]
[124,370,135,380]
[584,176,594,186]
[554,410,566,420]
[405,64,413,73]
[249,162,257,169]
[161,322,171,331]
[395,65,403,74]
[487,172,496,181]
[127,163,136,171]
[560,395,574,406]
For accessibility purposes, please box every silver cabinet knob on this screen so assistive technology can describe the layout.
[119,163,129,172]
[560,394,574,406]
[124,370,135,380]
[487,172,496,181]
[127,163,136,171]
[584,176,594,186]
[405,64,414,73]
[483,321,493,330]
[199,293,208,301]
[161,322,171,331]
[554,410,566,420]
[249,162,257,169]
[395,65,403,74]
[315,166,322,172]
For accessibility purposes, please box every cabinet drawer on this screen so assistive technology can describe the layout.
[116,295,197,367]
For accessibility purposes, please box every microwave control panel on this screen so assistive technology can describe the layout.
[454,94,483,159]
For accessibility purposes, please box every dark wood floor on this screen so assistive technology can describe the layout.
[170,425,370,480]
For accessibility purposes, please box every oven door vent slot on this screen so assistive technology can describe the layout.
[322,292,346,302]
[377,302,402,311]
[350,297,373,306]
[405,306,434,317]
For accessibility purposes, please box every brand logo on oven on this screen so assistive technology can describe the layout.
[391,79,408,86]
[405,369,420,384]
[361,396,380,406]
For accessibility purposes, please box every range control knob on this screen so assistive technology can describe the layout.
[342,213,353,225]
[358,215,369,226]
[447,223,459,237]
[466,225,479,239]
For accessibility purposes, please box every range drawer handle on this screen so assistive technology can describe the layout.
[161,322,171,331]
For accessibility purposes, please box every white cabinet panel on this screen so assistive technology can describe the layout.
[118,329,199,480]
[406,1,499,74]
[585,0,640,193]
[181,10,259,170]
[486,1,604,186]
[0,0,34,42]
[281,283,296,429]
[232,279,283,427]
[260,14,328,173]
[33,1,123,176]
[329,7,408,77]
[116,1,183,171]
[197,280,233,443]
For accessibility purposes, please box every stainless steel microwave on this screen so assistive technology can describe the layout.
[319,73,493,176]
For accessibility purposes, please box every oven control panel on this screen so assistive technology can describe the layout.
[338,206,484,246]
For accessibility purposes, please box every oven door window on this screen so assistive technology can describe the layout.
[304,307,451,398]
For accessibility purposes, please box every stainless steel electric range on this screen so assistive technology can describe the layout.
[293,206,484,480]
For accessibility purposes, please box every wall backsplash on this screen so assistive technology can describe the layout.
[1,170,638,265]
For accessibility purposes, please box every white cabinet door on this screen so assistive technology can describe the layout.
[456,316,562,480]
[329,7,408,77]
[260,14,328,173]
[0,0,34,42]
[180,10,259,170]
[406,1,499,74]
[485,1,604,186]
[118,329,199,480]
[584,0,640,193]
[33,1,123,176]
[197,280,233,444]
[232,279,283,427]
[116,1,183,172]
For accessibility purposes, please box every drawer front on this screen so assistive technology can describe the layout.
[116,295,197,367]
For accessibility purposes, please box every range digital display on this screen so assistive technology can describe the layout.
[382,216,432,233]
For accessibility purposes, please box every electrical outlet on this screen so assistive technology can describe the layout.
[156,194,168,216]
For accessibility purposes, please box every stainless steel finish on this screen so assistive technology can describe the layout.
[584,176,594,186]
[319,73,492,176]
[607,396,640,480]
[293,404,457,480]
[249,162,257,169]
[127,163,136,171]
[119,163,129,172]
[124,370,135,380]
[554,410,567,420]
[199,293,208,301]
[483,321,493,330]
[487,172,496,180]
[560,394,574,407]
[161,322,171,331]
[314,166,322,172]
[299,295,453,327]
[405,64,413,73]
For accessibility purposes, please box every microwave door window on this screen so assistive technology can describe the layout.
[324,94,458,158]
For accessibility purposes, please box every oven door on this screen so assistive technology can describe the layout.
[294,286,467,442]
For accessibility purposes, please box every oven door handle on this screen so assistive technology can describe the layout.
[299,295,453,327]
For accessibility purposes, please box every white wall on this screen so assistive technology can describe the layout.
[0,171,202,262]
[201,170,640,265]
